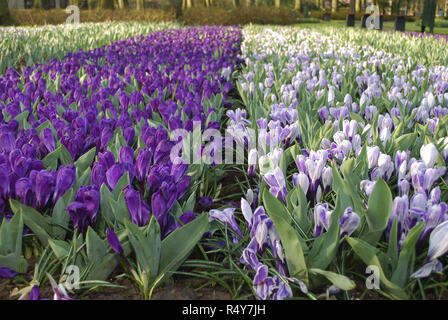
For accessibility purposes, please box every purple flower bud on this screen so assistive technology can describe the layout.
[123,127,135,146]
[39,128,55,153]
[98,150,115,170]
[118,146,134,164]
[0,266,17,279]
[91,162,106,188]
[106,164,124,190]
[135,149,152,182]
[0,164,10,198]
[53,165,76,203]
[209,207,243,238]
[66,202,90,233]
[74,186,100,223]
[15,177,34,206]
[124,185,149,227]
[35,170,56,208]
[106,228,124,256]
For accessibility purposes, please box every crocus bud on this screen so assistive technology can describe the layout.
[106,228,124,256]
[340,207,360,237]
[248,148,258,177]
[39,128,55,153]
[322,166,332,192]
[367,146,380,169]
[118,145,134,164]
[53,165,76,203]
[135,149,152,182]
[420,143,438,168]
[124,185,149,226]
[106,164,124,190]
[75,186,100,223]
[35,170,56,208]
[292,172,309,194]
[91,162,106,188]
[398,178,410,196]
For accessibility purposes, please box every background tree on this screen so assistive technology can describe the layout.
[98,0,114,9]
[0,0,14,25]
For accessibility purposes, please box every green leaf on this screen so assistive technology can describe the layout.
[74,147,96,174]
[112,172,130,199]
[52,188,74,239]
[309,268,355,291]
[0,253,28,273]
[48,238,71,260]
[308,192,346,270]
[9,199,52,246]
[86,227,108,265]
[346,236,408,299]
[363,178,392,244]
[0,210,23,256]
[159,213,209,278]
[391,222,425,287]
[263,189,308,283]
[124,218,160,278]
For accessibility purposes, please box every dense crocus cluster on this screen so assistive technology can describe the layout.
[0,26,242,238]
[213,25,448,299]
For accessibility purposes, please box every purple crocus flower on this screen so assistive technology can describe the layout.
[74,186,100,223]
[0,266,17,278]
[340,207,360,237]
[209,207,243,238]
[124,185,150,226]
[35,170,56,208]
[15,177,35,206]
[39,128,55,153]
[135,149,152,182]
[106,228,124,256]
[53,165,76,203]
[264,167,287,204]
[91,162,107,188]
[106,163,124,190]
[66,202,91,233]
[0,164,10,198]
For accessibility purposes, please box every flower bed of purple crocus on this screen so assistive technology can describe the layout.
[0,25,243,299]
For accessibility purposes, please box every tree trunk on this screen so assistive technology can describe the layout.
[99,0,114,9]
[186,0,192,8]
[0,0,13,25]
[233,0,240,7]
[331,0,337,11]
[275,0,280,8]
[295,0,301,9]
[34,0,51,9]
[136,0,144,9]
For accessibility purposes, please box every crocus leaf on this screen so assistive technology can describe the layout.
[0,210,23,256]
[386,218,399,271]
[391,222,425,287]
[159,213,208,279]
[363,178,392,244]
[86,227,108,265]
[48,238,71,260]
[112,172,130,199]
[9,199,52,246]
[309,268,355,291]
[124,218,159,277]
[308,192,345,270]
[74,147,96,174]
[263,189,308,283]
[0,253,28,273]
[51,188,74,240]
[346,236,408,300]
